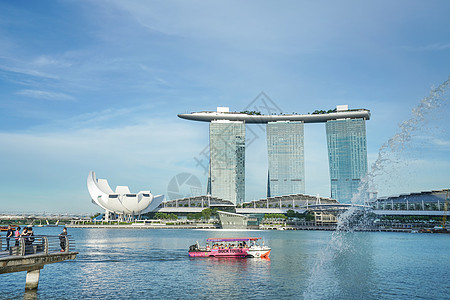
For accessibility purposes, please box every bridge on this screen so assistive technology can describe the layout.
[0,235,78,290]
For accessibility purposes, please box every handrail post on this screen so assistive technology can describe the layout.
[65,236,69,252]
[44,237,49,254]
[20,237,25,256]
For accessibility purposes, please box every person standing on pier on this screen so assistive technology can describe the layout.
[5,225,13,251]
[59,227,68,252]
[20,227,28,238]
[24,227,35,254]
[14,226,21,247]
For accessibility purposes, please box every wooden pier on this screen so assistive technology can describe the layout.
[0,235,78,290]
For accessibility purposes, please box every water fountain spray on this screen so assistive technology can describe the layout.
[304,77,450,299]
[337,77,450,231]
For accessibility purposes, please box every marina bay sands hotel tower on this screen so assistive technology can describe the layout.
[178,105,370,204]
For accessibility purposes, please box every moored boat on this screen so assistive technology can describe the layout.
[0,225,17,232]
[188,237,271,258]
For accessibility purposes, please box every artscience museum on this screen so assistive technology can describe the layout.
[87,171,164,221]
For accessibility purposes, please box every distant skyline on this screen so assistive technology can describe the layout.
[0,1,449,213]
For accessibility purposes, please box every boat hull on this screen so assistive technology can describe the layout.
[188,237,271,258]
[247,248,271,258]
[189,248,249,258]
[189,247,271,258]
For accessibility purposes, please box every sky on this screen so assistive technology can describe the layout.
[0,0,449,214]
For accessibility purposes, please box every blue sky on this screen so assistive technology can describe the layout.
[0,0,449,214]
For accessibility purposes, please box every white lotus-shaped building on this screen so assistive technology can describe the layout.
[87,171,164,220]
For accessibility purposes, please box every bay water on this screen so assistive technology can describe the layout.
[2,227,448,299]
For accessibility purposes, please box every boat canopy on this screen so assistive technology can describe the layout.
[206,237,262,242]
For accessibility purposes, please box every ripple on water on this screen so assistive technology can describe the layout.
[1,229,448,299]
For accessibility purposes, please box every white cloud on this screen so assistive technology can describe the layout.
[16,89,75,101]
[431,138,450,147]
[32,55,72,68]
[0,63,58,80]
[1,0,449,214]
[0,116,206,213]
[93,0,403,54]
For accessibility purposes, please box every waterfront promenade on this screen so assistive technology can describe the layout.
[260,224,413,232]
[66,221,421,232]
[68,223,218,229]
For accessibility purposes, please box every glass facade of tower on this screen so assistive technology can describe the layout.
[326,118,368,203]
[209,120,245,205]
[267,121,305,197]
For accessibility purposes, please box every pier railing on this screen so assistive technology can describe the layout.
[0,235,75,256]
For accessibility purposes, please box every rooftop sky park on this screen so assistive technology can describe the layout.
[178,105,370,123]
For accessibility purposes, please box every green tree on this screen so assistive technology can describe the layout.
[264,213,287,220]
[155,212,169,219]
[305,212,315,221]
[201,208,212,220]
[187,213,202,220]
[286,210,295,218]
[168,213,178,220]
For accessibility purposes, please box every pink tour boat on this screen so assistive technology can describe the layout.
[188,237,271,258]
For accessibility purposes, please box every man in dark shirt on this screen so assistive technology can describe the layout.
[59,227,68,251]
[6,225,14,251]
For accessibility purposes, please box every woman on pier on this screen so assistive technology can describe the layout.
[14,226,21,247]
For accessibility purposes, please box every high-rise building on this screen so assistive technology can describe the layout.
[326,118,368,203]
[267,121,305,197]
[179,105,370,204]
[209,120,245,205]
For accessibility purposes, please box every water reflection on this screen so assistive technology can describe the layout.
[4,228,447,299]
[193,257,271,298]
[23,289,37,300]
